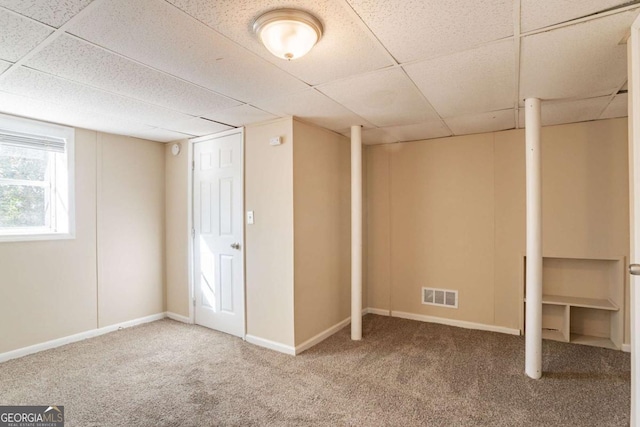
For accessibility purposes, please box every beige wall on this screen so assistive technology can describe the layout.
[245,118,295,347]
[293,120,351,345]
[165,140,190,317]
[97,133,165,327]
[0,128,166,354]
[390,134,496,324]
[367,118,630,341]
[366,145,392,311]
[493,129,525,329]
[0,128,98,353]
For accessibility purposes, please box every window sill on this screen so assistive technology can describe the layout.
[0,232,76,243]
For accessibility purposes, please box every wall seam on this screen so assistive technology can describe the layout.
[95,132,101,329]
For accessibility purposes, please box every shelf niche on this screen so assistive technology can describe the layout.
[523,256,624,350]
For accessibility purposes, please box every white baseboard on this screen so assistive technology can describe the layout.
[245,334,296,356]
[365,307,391,316]
[165,312,191,324]
[0,312,166,363]
[622,343,631,353]
[391,311,521,336]
[295,317,351,355]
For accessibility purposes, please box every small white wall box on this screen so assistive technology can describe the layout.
[269,136,282,146]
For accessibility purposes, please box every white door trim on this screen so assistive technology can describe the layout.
[628,15,640,426]
[188,128,246,338]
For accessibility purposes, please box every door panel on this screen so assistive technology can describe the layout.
[193,130,244,338]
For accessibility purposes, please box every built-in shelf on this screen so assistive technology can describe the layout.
[523,256,624,351]
[527,295,618,311]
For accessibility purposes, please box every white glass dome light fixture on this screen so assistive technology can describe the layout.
[253,9,323,61]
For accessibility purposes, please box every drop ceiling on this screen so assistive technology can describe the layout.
[0,0,636,144]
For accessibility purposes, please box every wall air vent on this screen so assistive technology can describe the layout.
[422,287,458,309]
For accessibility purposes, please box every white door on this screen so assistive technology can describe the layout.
[193,130,244,338]
[628,15,640,426]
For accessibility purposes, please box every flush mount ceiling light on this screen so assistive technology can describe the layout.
[253,9,323,61]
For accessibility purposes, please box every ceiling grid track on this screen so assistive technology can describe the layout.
[521,2,640,37]
[513,0,522,129]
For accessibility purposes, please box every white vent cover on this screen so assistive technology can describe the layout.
[422,287,458,309]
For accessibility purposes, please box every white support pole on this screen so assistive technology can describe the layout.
[525,97,543,379]
[351,125,363,341]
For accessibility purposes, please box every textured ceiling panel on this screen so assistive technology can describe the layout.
[0,67,193,128]
[347,0,513,63]
[382,120,452,143]
[128,127,194,143]
[203,104,278,127]
[26,35,240,116]
[0,0,93,28]
[518,97,611,127]
[520,11,635,101]
[318,67,440,127]
[521,0,633,33]
[253,89,372,132]
[445,109,514,136]
[163,117,233,136]
[66,0,309,103]
[600,94,628,119]
[0,9,52,62]
[166,0,393,85]
[0,90,152,137]
[405,40,515,118]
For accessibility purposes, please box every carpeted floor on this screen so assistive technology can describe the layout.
[0,314,630,426]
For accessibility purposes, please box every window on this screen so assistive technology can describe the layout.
[0,113,74,242]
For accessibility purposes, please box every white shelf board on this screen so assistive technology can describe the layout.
[570,333,618,350]
[542,294,618,311]
[542,329,568,343]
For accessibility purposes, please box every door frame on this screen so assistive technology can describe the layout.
[187,127,246,338]
[628,14,640,425]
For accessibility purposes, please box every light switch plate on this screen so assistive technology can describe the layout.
[247,211,254,224]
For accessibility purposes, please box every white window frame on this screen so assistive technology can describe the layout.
[0,113,75,242]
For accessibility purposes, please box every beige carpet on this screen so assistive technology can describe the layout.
[0,315,630,426]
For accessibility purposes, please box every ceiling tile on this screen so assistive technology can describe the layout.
[0,67,193,128]
[318,68,440,127]
[445,109,515,135]
[520,11,635,101]
[521,0,634,33]
[518,97,611,127]
[0,0,93,28]
[25,34,240,116]
[166,0,393,85]
[405,40,515,118]
[600,94,627,120]
[0,90,151,136]
[163,117,233,136]
[128,128,194,143]
[346,0,513,63]
[203,104,278,127]
[253,89,372,132]
[65,0,309,103]
[382,121,452,143]
[0,9,53,62]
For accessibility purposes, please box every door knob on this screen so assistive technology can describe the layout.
[230,243,241,250]
[631,264,640,276]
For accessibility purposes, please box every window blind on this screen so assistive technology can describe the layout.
[0,129,66,153]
